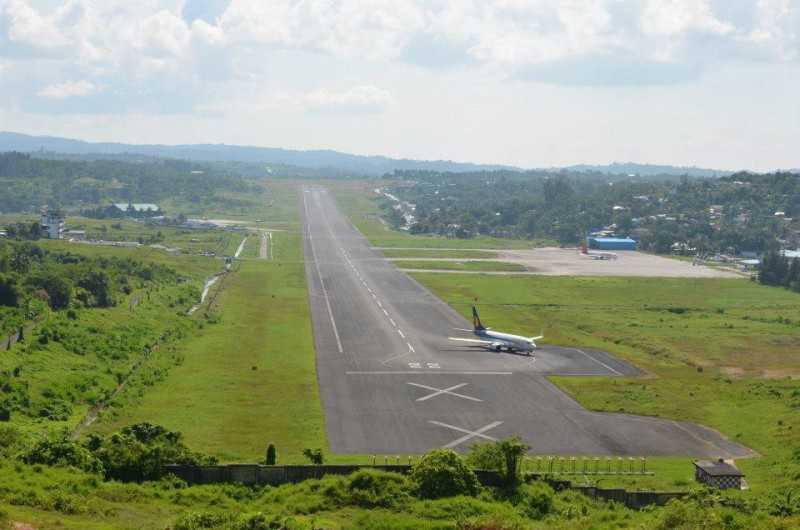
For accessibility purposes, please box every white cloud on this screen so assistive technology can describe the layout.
[37,80,101,99]
[1,0,798,94]
[303,85,394,112]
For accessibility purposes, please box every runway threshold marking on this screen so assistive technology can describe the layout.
[303,191,344,354]
[408,382,482,402]
[429,420,503,448]
[570,348,622,375]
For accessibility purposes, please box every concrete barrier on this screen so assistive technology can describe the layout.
[164,464,502,488]
[163,465,683,509]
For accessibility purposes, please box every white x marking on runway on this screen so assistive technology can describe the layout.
[408,382,482,402]
[429,420,503,448]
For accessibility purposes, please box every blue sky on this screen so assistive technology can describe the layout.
[0,0,797,171]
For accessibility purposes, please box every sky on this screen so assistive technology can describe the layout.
[0,0,798,171]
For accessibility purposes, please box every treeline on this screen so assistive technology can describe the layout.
[0,239,177,313]
[759,250,800,292]
[386,169,800,253]
[0,152,260,213]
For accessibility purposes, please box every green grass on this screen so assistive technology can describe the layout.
[409,272,800,493]
[0,240,220,432]
[381,249,499,259]
[93,231,323,463]
[394,260,528,272]
[330,182,554,250]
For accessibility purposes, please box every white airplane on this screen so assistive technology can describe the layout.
[449,306,543,355]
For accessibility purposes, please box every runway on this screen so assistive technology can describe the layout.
[301,186,751,457]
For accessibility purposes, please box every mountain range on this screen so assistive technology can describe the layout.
[0,131,748,177]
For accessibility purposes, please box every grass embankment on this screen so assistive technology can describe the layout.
[94,187,325,463]
[394,260,527,272]
[411,273,800,493]
[0,241,220,436]
[330,182,553,250]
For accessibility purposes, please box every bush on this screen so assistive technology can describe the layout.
[517,482,554,520]
[172,511,232,530]
[410,449,480,499]
[346,469,411,508]
[92,422,217,482]
[265,443,277,465]
[302,448,324,465]
[0,424,22,451]
[21,433,103,473]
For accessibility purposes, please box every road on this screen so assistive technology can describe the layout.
[301,186,751,457]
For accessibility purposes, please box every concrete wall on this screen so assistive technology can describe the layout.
[164,464,503,488]
[163,465,681,509]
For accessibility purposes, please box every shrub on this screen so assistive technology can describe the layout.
[302,448,324,465]
[172,511,232,530]
[265,443,277,465]
[0,424,22,450]
[346,469,411,508]
[517,482,554,520]
[467,442,503,472]
[21,433,103,473]
[410,449,480,499]
[92,422,217,482]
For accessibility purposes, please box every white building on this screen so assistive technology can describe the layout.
[112,203,161,214]
[40,209,65,239]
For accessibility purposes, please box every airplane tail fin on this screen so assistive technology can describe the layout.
[472,306,485,331]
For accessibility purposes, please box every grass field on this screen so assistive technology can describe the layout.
[330,182,554,250]
[410,272,800,494]
[92,184,323,463]
[394,259,528,272]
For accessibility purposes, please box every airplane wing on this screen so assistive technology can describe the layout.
[448,337,494,345]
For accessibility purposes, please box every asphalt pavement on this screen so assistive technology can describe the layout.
[301,186,752,458]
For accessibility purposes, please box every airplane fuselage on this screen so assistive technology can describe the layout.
[476,329,534,352]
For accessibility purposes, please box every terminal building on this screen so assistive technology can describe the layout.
[587,236,637,251]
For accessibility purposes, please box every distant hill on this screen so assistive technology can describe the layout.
[0,131,515,176]
[0,131,739,178]
[563,162,732,178]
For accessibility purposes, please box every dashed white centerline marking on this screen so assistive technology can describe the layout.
[382,308,389,316]
[389,319,396,327]
[398,329,405,338]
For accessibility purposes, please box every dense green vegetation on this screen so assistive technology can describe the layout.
[332,182,552,249]
[4,422,800,529]
[0,239,216,426]
[0,152,260,214]
[759,249,800,292]
[385,169,800,252]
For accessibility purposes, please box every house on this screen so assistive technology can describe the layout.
[694,459,744,489]
[40,208,65,239]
